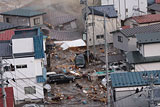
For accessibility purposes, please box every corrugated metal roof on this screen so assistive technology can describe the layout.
[148,3,160,12]
[0,22,17,31]
[50,30,82,41]
[136,32,160,44]
[126,51,160,64]
[133,14,160,24]
[0,41,12,58]
[118,23,160,37]
[0,8,46,17]
[111,71,160,88]
[100,54,125,63]
[0,29,15,41]
[88,5,118,18]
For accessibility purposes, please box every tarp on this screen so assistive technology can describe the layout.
[60,39,86,50]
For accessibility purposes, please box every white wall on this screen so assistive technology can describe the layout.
[87,15,120,46]
[143,43,160,57]
[135,62,160,71]
[101,0,147,20]
[12,38,34,54]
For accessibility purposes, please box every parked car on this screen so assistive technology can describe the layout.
[75,53,86,68]
[47,74,75,84]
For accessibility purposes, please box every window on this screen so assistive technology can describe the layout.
[96,35,104,39]
[4,64,15,71]
[6,17,11,23]
[118,36,123,42]
[24,86,36,94]
[34,18,40,25]
[16,65,27,69]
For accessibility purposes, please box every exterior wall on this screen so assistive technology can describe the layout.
[12,38,34,54]
[3,15,30,26]
[138,22,160,27]
[135,62,160,71]
[128,37,137,51]
[87,15,120,46]
[113,32,129,51]
[143,43,160,57]
[30,15,43,27]
[101,0,147,20]
[3,57,44,101]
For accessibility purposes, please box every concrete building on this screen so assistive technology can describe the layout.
[0,28,46,102]
[0,8,46,27]
[101,0,147,20]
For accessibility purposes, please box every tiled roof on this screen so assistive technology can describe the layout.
[148,3,160,12]
[133,14,160,24]
[111,71,160,88]
[50,30,82,41]
[0,8,46,17]
[88,5,117,18]
[126,51,160,64]
[0,29,15,41]
[0,22,17,31]
[117,23,160,37]
[136,32,160,44]
[0,41,12,58]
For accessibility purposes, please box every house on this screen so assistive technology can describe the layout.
[126,32,160,71]
[110,71,160,107]
[84,5,120,46]
[148,1,160,14]
[43,10,77,31]
[124,14,160,28]
[0,22,18,31]
[1,28,46,103]
[0,8,46,27]
[101,0,147,21]
[112,23,160,52]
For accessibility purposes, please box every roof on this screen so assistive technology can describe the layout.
[0,22,17,31]
[0,29,15,41]
[126,51,160,64]
[13,28,38,39]
[0,8,46,17]
[148,3,160,12]
[136,32,160,44]
[132,14,160,24]
[88,5,118,18]
[50,30,82,41]
[100,54,125,63]
[111,70,160,88]
[0,41,12,58]
[116,23,160,37]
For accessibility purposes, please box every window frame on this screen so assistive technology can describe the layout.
[24,86,36,94]
[34,18,40,25]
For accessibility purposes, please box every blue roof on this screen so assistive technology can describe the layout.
[0,8,46,17]
[88,5,117,18]
[111,71,160,88]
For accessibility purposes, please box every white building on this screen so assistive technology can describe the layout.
[101,0,147,20]
[1,28,46,102]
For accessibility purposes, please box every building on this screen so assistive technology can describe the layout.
[0,28,46,102]
[0,8,46,27]
[124,14,160,28]
[112,23,160,52]
[148,1,160,14]
[110,71,160,107]
[101,0,147,20]
[126,32,160,71]
[84,5,120,46]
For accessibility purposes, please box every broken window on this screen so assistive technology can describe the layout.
[24,86,36,94]
[118,36,123,42]
[96,35,104,39]
[34,18,40,25]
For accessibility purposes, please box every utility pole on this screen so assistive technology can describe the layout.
[0,57,7,107]
[104,13,110,107]
[92,0,96,56]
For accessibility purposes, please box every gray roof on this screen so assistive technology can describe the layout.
[136,32,160,44]
[50,30,82,41]
[0,41,12,58]
[148,3,160,12]
[126,51,160,64]
[100,54,125,63]
[118,23,160,37]
[0,8,46,17]
[88,5,117,18]
[0,22,18,31]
